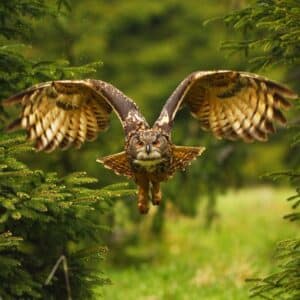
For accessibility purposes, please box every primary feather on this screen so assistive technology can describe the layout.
[154,70,297,143]
[3,79,148,152]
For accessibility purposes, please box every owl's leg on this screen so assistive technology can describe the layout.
[151,181,162,206]
[135,175,150,214]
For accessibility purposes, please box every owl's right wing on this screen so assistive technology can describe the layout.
[3,79,149,152]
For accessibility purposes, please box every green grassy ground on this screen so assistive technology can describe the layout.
[100,187,298,300]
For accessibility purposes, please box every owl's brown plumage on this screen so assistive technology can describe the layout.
[3,70,298,214]
[4,80,148,152]
[154,71,296,142]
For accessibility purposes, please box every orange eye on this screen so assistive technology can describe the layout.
[153,140,160,146]
[137,141,144,147]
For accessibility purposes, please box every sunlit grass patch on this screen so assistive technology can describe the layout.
[100,186,297,300]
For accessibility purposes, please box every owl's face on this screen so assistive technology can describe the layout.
[127,130,170,163]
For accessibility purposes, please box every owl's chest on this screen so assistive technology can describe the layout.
[131,157,171,175]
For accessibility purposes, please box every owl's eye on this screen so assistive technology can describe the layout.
[137,141,144,147]
[153,140,160,146]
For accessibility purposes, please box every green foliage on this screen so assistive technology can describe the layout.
[0,43,101,100]
[248,172,300,300]
[223,0,300,70]
[102,187,299,300]
[0,0,74,40]
[0,133,135,299]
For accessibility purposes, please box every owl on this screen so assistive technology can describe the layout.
[3,71,297,214]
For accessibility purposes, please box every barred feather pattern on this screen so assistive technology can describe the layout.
[188,73,296,142]
[97,151,133,178]
[155,71,298,143]
[186,72,296,142]
[4,81,113,152]
[168,145,205,175]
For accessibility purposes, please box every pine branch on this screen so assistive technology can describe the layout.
[222,0,300,70]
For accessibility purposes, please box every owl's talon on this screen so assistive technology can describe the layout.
[151,182,161,206]
[138,203,149,214]
[152,198,161,206]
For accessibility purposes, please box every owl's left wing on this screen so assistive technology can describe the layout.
[154,71,297,142]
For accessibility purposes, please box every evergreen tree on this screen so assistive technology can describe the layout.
[223,1,300,299]
[249,169,300,299]
[223,0,300,70]
[0,134,134,299]
[0,1,134,298]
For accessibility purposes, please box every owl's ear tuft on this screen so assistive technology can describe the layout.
[170,145,205,172]
[97,151,133,178]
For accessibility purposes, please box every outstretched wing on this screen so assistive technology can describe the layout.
[154,71,297,142]
[3,79,148,152]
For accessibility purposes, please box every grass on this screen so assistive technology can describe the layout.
[100,186,298,300]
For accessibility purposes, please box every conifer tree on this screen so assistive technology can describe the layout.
[0,1,134,298]
[223,1,299,298]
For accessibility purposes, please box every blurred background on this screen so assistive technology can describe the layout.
[1,0,299,299]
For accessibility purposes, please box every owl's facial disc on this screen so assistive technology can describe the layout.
[129,130,169,164]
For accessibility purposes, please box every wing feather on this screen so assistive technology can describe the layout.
[3,80,148,152]
[154,70,297,142]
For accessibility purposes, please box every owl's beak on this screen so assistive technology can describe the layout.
[146,144,151,154]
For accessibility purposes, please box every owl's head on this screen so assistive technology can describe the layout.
[127,129,170,162]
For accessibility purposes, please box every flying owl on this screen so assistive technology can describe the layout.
[3,71,297,214]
